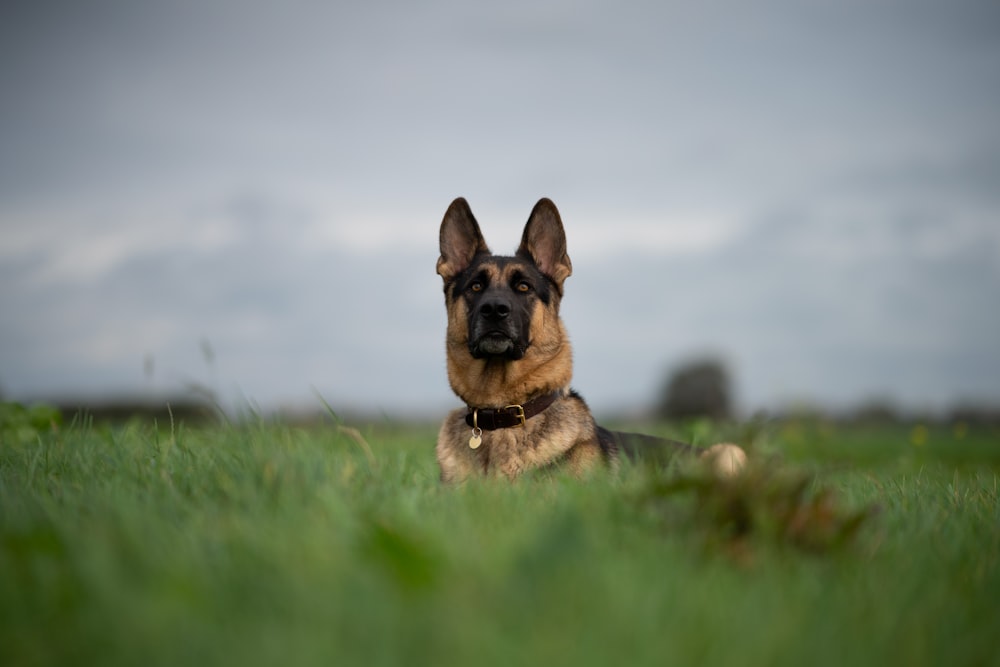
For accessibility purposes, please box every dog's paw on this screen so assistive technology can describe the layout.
[700,443,747,478]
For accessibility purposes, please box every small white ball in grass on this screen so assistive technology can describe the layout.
[701,443,747,478]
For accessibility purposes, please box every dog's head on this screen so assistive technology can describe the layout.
[437,198,573,364]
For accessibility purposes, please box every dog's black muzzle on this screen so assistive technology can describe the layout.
[469,293,528,360]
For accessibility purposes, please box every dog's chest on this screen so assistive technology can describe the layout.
[476,428,536,478]
[474,412,588,478]
[436,402,598,482]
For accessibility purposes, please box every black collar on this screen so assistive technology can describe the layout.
[465,391,560,431]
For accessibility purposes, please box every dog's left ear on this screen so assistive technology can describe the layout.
[518,198,572,290]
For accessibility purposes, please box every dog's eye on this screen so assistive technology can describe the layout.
[516,281,531,293]
[470,281,483,293]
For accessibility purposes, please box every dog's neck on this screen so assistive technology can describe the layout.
[448,346,573,408]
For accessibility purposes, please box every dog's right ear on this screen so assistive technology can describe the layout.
[437,197,490,282]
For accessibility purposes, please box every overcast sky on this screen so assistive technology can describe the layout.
[1,0,999,417]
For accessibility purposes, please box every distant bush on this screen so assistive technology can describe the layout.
[947,402,1000,426]
[851,399,901,424]
[656,358,732,421]
[56,399,217,424]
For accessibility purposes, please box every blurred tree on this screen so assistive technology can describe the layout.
[852,398,900,424]
[948,402,1000,426]
[656,358,732,421]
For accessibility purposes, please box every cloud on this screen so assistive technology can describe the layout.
[2,0,1000,414]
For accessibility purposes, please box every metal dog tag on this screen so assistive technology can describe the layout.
[469,428,483,449]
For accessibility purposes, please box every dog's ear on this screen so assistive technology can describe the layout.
[437,197,490,282]
[517,198,572,289]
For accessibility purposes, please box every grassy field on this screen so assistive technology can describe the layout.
[1,404,999,667]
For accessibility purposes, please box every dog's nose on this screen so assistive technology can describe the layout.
[478,298,511,321]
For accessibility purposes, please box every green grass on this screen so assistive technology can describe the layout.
[1,408,999,667]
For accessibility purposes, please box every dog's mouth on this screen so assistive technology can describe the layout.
[470,332,525,360]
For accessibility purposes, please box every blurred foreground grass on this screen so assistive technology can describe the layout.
[1,408,998,667]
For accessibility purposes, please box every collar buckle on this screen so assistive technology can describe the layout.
[504,404,526,427]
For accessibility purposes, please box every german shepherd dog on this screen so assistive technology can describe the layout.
[435,197,746,483]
